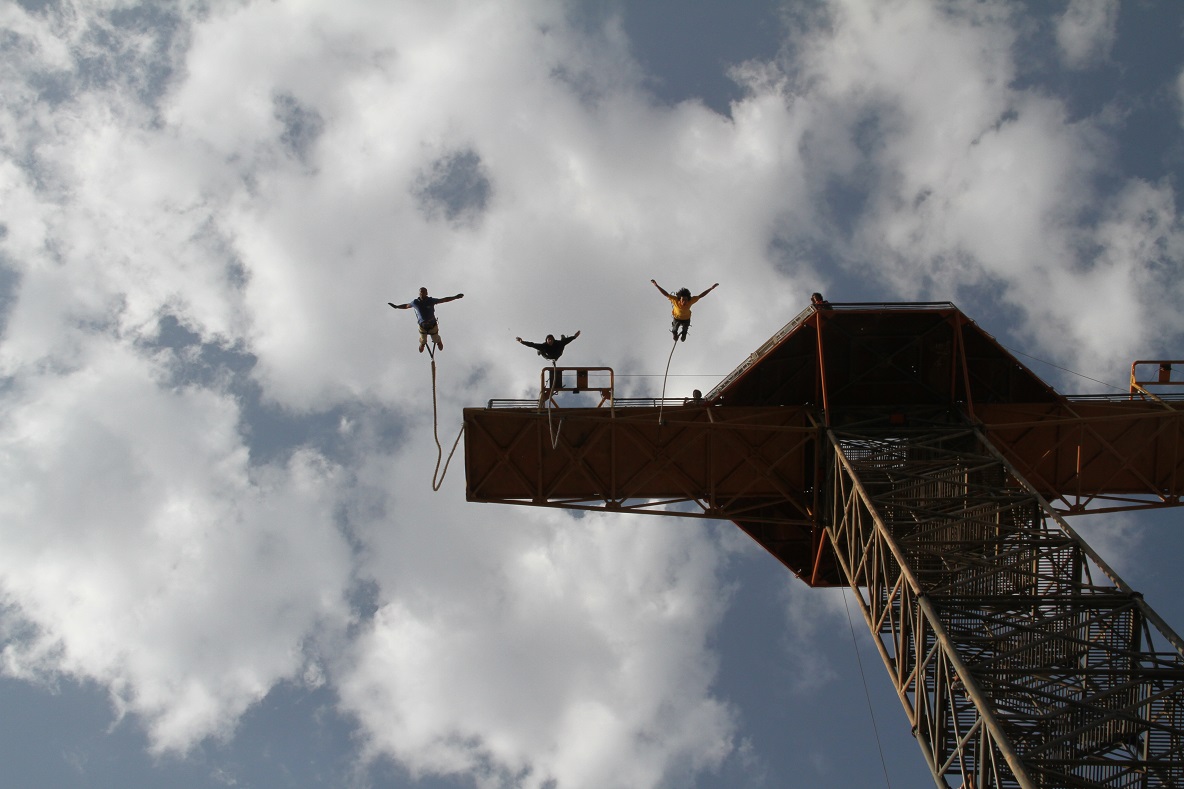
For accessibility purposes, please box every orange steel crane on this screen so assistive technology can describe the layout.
[464,301,1184,788]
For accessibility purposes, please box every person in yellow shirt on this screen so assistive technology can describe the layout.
[651,280,718,342]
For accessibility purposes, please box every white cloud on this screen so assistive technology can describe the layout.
[1,0,1182,785]
[0,339,354,752]
[161,0,817,411]
[1,5,758,775]
[1056,0,1119,70]
[340,480,736,788]
[780,0,1184,383]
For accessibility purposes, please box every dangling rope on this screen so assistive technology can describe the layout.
[429,353,464,492]
[544,362,564,449]
[657,337,679,426]
[842,590,894,789]
[546,400,564,449]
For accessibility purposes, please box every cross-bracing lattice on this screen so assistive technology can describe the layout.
[826,421,1184,788]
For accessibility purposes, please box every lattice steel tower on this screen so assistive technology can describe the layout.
[464,301,1184,788]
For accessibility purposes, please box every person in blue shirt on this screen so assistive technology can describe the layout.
[389,287,464,352]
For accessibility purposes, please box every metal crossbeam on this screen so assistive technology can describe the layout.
[465,405,818,521]
[978,403,1184,515]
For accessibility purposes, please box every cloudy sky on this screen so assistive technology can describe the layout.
[2,0,1184,787]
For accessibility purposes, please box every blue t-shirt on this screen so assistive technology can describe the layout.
[411,296,441,326]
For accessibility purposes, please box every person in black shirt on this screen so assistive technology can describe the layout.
[516,331,581,362]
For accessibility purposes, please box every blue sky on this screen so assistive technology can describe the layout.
[1,1,1183,787]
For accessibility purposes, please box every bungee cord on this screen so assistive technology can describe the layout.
[428,352,464,492]
[657,336,679,426]
[546,402,564,450]
[545,362,564,449]
[426,334,712,467]
[420,320,704,473]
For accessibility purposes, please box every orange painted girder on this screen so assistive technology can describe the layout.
[464,405,816,510]
[977,401,1184,501]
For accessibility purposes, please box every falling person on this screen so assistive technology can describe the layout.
[651,280,718,342]
[389,287,464,352]
[516,331,581,362]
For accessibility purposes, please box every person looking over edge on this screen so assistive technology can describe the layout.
[516,331,581,362]
[651,280,718,342]
[389,287,464,353]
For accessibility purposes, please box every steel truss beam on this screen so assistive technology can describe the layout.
[464,405,818,525]
[977,403,1184,515]
[826,422,1184,788]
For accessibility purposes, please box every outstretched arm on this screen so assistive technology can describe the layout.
[518,337,546,352]
[697,283,719,300]
[388,302,410,309]
[650,280,671,298]
[437,293,464,304]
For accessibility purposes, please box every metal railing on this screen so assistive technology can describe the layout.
[485,396,704,410]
